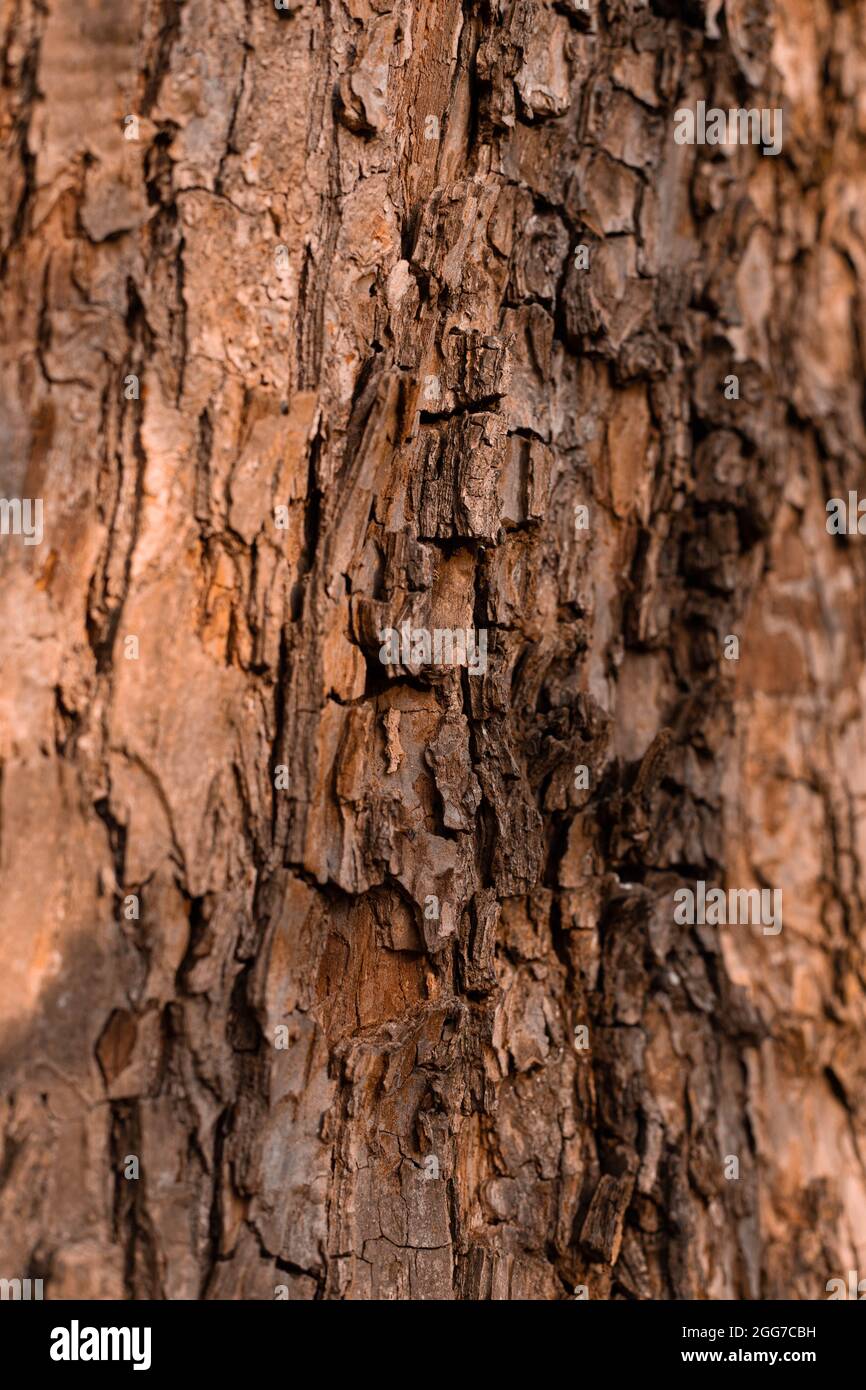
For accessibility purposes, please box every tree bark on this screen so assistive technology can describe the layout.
[1,0,866,1301]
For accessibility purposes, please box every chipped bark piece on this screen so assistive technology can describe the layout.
[412,411,507,540]
[514,7,573,121]
[580,1174,636,1265]
[615,1226,655,1300]
[383,708,404,773]
[337,10,409,135]
[439,329,512,409]
[425,712,482,830]
[459,890,500,994]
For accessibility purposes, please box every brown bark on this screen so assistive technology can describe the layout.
[1,0,866,1301]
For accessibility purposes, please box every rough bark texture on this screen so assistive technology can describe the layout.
[2,0,866,1301]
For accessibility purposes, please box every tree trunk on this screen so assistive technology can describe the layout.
[1,0,865,1301]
